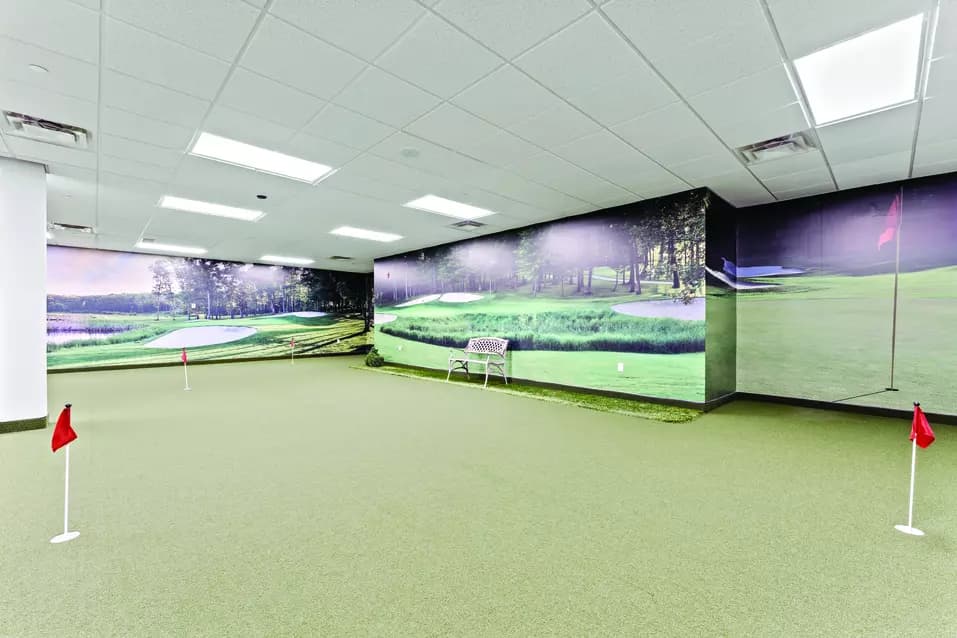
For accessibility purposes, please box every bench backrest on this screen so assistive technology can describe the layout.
[465,337,509,357]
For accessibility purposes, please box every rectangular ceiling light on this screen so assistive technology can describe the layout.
[260,255,315,266]
[189,132,334,183]
[794,14,924,126]
[403,194,497,219]
[159,195,264,222]
[135,240,207,255]
[330,226,403,242]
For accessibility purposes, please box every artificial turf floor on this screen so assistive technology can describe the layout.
[1,357,955,636]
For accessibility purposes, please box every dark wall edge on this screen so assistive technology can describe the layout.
[735,392,957,426]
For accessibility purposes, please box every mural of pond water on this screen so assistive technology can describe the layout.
[47,331,120,344]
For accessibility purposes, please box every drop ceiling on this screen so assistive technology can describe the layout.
[1,0,953,272]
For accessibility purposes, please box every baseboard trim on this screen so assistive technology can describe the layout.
[734,392,957,425]
[0,415,47,434]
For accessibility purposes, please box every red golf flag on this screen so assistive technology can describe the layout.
[910,405,935,449]
[878,194,900,249]
[290,337,295,348]
[51,405,77,453]
[181,348,188,364]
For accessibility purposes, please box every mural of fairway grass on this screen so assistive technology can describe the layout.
[48,313,366,370]
[737,267,957,414]
[381,309,704,353]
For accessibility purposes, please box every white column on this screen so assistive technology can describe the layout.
[0,158,47,431]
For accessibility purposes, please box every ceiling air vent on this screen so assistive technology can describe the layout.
[2,111,91,149]
[329,255,353,261]
[736,132,814,165]
[449,220,486,231]
[49,222,95,234]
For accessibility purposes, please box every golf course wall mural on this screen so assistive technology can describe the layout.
[47,246,372,370]
[374,189,722,403]
[736,172,957,416]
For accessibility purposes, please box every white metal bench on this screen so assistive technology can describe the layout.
[447,337,509,388]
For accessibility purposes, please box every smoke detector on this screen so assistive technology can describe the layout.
[449,220,486,231]
[48,222,95,234]
[736,132,814,165]
[2,111,91,149]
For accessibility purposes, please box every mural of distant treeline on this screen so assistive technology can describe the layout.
[47,246,372,370]
[374,189,711,403]
[735,171,957,416]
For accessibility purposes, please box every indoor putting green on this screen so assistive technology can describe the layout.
[1,356,954,636]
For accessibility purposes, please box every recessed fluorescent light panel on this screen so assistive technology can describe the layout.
[330,226,403,243]
[260,255,314,266]
[794,14,924,126]
[135,241,207,255]
[159,195,264,222]
[189,132,334,183]
[403,194,497,220]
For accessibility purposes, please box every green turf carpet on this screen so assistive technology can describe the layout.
[1,357,955,636]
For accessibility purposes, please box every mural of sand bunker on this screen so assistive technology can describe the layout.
[144,326,258,348]
[274,311,327,318]
[612,298,705,321]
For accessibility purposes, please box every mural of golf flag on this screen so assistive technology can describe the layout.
[290,337,295,364]
[895,403,935,536]
[181,347,190,391]
[878,193,901,249]
[50,404,80,544]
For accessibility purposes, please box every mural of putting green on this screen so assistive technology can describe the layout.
[47,246,372,370]
[375,190,717,403]
[736,173,957,416]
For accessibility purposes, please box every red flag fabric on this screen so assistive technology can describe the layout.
[181,348,188,364]
[51,405,77,453]
[290,337,295,347]
[878,194,900,249]
[910,405,935,449]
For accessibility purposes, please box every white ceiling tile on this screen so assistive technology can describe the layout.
[4,136,97,170]
[830,151,911,189]
[912,156,957,178]
[626,170,693,199]
[239,16,366,100]
[816,103,917,164]
[935,0,957,57]
[171,155,314,205]
[0,37,98,102]
[100,154,178,183]
[605,0,781,94]
[281,132,361,167]
[405,104,541,166]
[219,68,325,129]
[376,13,501,98]
[452,65,557,127]
[101,71,210,127]
[0,134,8,156]
[507,101,602,149]
[334,68,441,127]
[667,152,744,182]
[925,54,957,101]
[100,134,184,168]
[747,149,829,180]
[0,0,99,63]
[766,0,930,58]
[914,137,957,167]
[104,18,231,99]
[709,102,810,149]
[70,0,101,8]
[321,171,422,204]
[916,95,957,144]
[103,0,260,60]
[0,79,97,131]
[147,209,257,242]
[705,171,776,206]
[505,152,635,205]
[688,64,801,135]
[612,102,730,164]
[551,130,686,195]
[435,0,591,59]
[772,183,837,200]
[48,190,96,228]
[760,166,834,192]
[516,13,676,125]
[302,105,395,150]
[203,105,297,149]
[101,107,196,149]
[269,0,424,61]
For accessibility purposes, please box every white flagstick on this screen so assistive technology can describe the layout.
[183,359,191,391]
[50,444,80,544]
[895,436,924,536]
